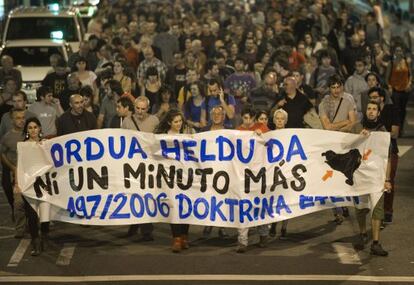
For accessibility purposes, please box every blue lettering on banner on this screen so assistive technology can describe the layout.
[266,139,284,163]
[299,195,359,210]
[128,137,148,159]
[160,139,180,160]
[182,140,198,162]
[175,194,292,224]
[85,137,104,161]
[224,198,238,222]
[50,136,149,168]
[51,143,64,167]
[210,196,227,222]
[216,136,235,161]
[267,135,307,163]
[65,139,82,164]
[194,198,209,219]
[176,193,192,219]
[286,135,307,162]
[236,139,255,163]
[109,136,126,159]
[64,192,363,225]
[200,139,216,162]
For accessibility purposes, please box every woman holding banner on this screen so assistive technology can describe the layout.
[268,108,290,239]
[15,117,50,256]
[235,105,270,253]
[155,109,194,253]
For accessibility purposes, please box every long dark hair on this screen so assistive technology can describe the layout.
[184,81,205,117]
[23,117,42,141]
[155,109,187,134]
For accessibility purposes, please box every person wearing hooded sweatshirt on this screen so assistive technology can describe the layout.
[345,57,369,121]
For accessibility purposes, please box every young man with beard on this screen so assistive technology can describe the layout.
[368,87,400,226]
[345,58,369,121]
[110,97,134,128]
[353,100,392,256]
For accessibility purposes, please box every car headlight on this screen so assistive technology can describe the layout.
[22,82,42,90]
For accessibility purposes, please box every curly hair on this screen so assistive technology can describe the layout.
[154,109,187,134]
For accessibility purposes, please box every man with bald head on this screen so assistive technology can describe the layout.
[273,76,312,128]
[56,94,97,135]
[0,55,22,89]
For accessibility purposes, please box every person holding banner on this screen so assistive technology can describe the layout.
[202,105,230,239]
[268,109,290,239]
[319,74,358,225]
[354,100,392,256]
[235,106,269,253]
[367,87,400,226]
[154,108,194,253]
[15,117,50,256]
[122,96,159,240]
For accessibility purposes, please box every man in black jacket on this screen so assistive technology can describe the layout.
[56,94,97,136]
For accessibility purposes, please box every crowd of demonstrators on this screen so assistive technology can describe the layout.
[0,0,408,256]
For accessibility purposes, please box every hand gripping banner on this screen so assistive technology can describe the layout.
[17,129,390,228]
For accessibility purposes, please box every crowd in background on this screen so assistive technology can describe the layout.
[0,0,410,256]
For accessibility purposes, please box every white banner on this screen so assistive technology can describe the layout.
[17,129,389,228]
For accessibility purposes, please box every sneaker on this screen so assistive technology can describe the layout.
[258,236,267,248]
[236,244,247,253]
[203,226,212,238]
[370,243,388,256]
[384,213,393,224]
[380,220,386,230]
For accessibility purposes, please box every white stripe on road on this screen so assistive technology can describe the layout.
[1,274,414,283]
[332,243,362,265]
[399,146,413,157]
[0,226,14,230]
[7,239,30,267]
[0,235,15,240]
[56,243,76,266]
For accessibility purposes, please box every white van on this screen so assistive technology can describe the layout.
[0,39,72,103]
[2,5,85,52]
